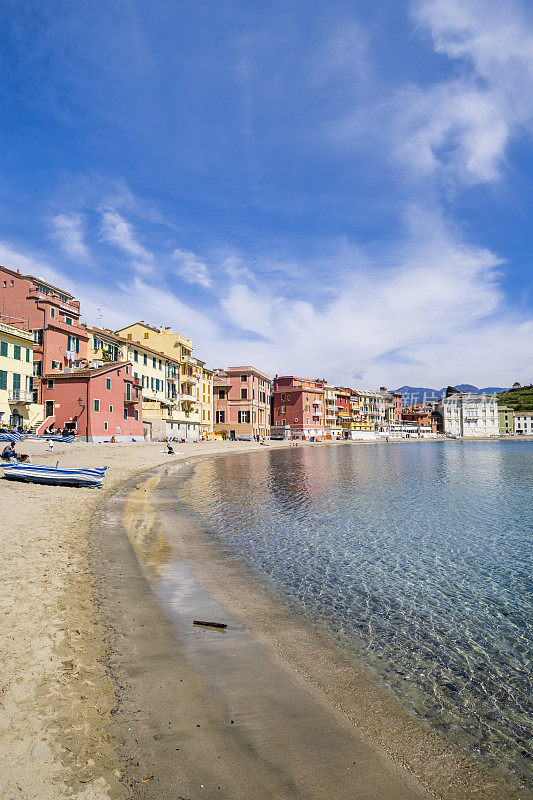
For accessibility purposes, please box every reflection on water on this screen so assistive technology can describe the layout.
[177,441,533,788]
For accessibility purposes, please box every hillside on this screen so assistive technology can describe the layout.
[496,385,533,411]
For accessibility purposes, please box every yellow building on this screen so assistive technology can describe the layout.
[0,321,43,429]
[115,322,212,440]
[86,326,182,439]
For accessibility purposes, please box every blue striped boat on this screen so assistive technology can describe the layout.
[26,434,75,443]
[1,463,108,488]
[0,432,23,442]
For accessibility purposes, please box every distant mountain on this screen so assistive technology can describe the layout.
[395,385,508,404]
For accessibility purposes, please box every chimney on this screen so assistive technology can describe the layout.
[380,386,387,392]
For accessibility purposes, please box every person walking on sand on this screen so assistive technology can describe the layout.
[47,439,54,452]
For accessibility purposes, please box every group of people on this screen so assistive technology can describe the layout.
[43,425,71,437]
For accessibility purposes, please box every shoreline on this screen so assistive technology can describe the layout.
[1,438,530,799]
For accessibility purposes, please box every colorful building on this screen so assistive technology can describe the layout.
[0,321,43,429]
[0,266,89,421]
[87,326,182,439]
[323,384,341,438]
[335,387,352,437]
[401,404,438,433]
[498,406,514,435]
[271,376,325,439]
[213,366,270,439]
[115,323,209,440]
[43,361,143,441]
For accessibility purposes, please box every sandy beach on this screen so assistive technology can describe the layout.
[1,438,529,799]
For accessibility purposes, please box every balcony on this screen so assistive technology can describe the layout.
[9,390,33,404]
[124,392,138,404]
[181,393,197,403]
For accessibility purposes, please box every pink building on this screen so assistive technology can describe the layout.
[271,376,325,439]
[43,362,143,441]
[213,366,270,439]
[0,265,89,409]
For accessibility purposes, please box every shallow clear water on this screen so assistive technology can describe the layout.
[177,441,532,786]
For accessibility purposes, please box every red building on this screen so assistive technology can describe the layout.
[43,362,143,441]
[401,404,439,433]
[271,376,325,439]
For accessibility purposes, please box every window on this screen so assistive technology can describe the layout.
[45,400,54,418]
[127,333,132,339]
[67,335,79,353]
[106,378,111,390]
[123,409,128,420]
[50,307,55,318]
[33,361,42,376]
[2,281,5,288]
[125,365,129,374]
[134,410,139,421]
[94,399,100,412]
[33,329,43,345]
[216,410,225,423]
[241,388,247,399]
[153,357,156,368]
[241,375,247,381]
[0,370,6,390]
[159,359,162,370]
[144,332,149,339]
[238,411,251,423]
[281,394,285,400]
[0,341,7,357]
[47,379,54,389]
[143,354,147,365]
[218,390,225,399]
[26,348,30,362]
[133,350,138,362]
[65,317,73,326]
[104,422,108,431]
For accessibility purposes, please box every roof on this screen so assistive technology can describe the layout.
[0,321,34,342]
[44,361,134,379]
[24,274,75,299]
[116,322,193,347]
[88,327,181,364]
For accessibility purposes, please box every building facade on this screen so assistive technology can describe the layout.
[0,321,43,429]
[213,366,270,439]
[43,362,143,441]
[323,384,341,438]
[116,323,209,439]
[438,394,499,437]
[0,266,89,418]
[87,327,183,439]
[513,412,533,435]
[271,376,325,439]
[498,406,514,435]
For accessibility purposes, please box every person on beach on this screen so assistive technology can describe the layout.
[1,442,17,461]
[47,439,54,452]
[166,443,174,454]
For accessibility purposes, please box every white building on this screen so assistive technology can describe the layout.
[438,393,499,437]
[513,413,533,435]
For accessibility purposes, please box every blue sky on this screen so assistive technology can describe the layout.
[1,0,532,388]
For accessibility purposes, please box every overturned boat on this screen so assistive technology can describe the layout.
[1,462,108,488]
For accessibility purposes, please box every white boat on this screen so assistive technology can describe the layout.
[1,462,108,488]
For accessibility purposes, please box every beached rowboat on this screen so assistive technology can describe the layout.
[1,463,108,488]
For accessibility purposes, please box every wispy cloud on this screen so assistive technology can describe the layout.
[173,248,212,288]
[100,209,154,273]
[52,213,89,260]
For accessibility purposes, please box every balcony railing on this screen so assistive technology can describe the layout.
[8,390,34,404]
[181,393,197,403]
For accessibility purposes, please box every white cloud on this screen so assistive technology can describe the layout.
[100,209,154,273]
[52,213,89,260]
[173,248,212,288]
[403,0,533,183]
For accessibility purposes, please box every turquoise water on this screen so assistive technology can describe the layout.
[177,441,532,787]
